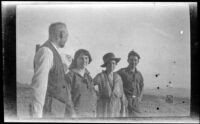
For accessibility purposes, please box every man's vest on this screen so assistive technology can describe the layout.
[40,41,67,117]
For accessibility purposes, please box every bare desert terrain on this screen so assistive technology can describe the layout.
[16,83,190,119]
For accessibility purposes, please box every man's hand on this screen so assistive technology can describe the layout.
[138,95,143,103]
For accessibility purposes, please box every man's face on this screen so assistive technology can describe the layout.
[76,53,89,69]
[128,55,139,68]
[57,26,68,48]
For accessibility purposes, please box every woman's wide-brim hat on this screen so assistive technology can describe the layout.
[101,52,121,67]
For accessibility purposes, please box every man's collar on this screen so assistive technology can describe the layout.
[50,41,59,52]
[125,66,137,73]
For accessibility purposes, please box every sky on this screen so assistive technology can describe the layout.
[16,2,191,90]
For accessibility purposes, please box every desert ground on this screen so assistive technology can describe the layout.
[16,83,190,119]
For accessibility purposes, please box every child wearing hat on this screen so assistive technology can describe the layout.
[117,50,144,117]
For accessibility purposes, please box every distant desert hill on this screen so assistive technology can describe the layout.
[17,82,31,88]
[143,87,190,98]
[17,82,33,118]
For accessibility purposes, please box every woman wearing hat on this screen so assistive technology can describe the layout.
[93,52,127,117]
[64,49,97,118]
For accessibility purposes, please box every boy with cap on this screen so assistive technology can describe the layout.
[117,50,144,117]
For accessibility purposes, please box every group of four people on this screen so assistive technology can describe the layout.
[31,22,144,118]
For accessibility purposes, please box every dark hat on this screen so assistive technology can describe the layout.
[101,52,121,67]
[74,49,92,64]
[128,50,140,59]
[69,49,92,69]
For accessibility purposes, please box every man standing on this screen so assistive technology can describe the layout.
[117,50,144,117]
[31,22,69,118]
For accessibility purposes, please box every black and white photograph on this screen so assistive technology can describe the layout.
[2,2,199,123]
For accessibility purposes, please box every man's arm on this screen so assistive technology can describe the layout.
[138,73,144,102]
[64,73,76,117]
[31,47,53,118]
